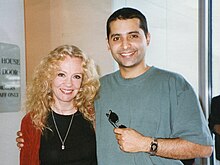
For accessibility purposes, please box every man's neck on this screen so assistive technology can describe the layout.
[119,65,150,79]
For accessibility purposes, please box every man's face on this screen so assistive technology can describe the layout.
[107,18,150,69]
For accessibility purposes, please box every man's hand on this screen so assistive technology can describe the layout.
[114,128,149,153]
[16,131,24,149]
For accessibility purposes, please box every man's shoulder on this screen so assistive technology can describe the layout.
[152,67,193,92]
[152,67,185,81]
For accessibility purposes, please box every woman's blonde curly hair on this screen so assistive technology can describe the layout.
[25,45,100,131]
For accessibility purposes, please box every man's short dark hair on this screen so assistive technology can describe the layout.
[106,7,148,39]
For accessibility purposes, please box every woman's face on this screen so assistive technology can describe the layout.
[52,56,83,104]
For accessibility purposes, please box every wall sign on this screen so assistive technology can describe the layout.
[0,42,20,112]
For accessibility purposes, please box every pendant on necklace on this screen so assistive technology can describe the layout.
[62,144,65,150]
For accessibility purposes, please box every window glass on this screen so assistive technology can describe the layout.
[212,0,220,97]
[211,1,220,165]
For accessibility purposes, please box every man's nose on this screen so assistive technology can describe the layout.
[121,38,130,49]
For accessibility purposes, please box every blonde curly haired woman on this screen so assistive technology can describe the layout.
[20,45,100,165]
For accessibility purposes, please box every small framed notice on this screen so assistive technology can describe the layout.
[0,42,20,112]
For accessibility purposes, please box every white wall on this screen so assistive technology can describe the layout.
[0,0,25,164]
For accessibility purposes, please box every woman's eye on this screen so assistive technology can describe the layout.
[74,75,82,79]
[57,73,65,77]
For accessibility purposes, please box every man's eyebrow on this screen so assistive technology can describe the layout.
[128,31,140,34]
[110,33,120,39]
[110,31,140,39]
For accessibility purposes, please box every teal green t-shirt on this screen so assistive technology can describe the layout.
[95,66,213,165]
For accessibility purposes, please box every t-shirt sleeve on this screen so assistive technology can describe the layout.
[169,75,213,146]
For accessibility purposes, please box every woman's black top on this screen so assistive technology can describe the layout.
[39,111,97,165]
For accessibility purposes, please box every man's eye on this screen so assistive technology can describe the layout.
[130,34,138,39]
[57,73,65,77]
[112,37,120,41]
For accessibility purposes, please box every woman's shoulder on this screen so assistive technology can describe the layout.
[21,112,33,124]
[21,112,40,133]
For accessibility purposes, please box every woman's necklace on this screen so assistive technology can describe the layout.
[52,111,74,150]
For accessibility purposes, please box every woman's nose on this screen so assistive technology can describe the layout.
[65,78,80,89]
[64,77,72,86]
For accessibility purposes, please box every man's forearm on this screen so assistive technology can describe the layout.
[142,137,213,159]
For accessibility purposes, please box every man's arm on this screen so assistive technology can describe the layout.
[152,137,212,159]
[114,128,213,159]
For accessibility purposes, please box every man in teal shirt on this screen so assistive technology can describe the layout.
[16,7,213,165]
[95,7,213,165]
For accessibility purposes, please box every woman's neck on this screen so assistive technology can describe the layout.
[51,104,77,115]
